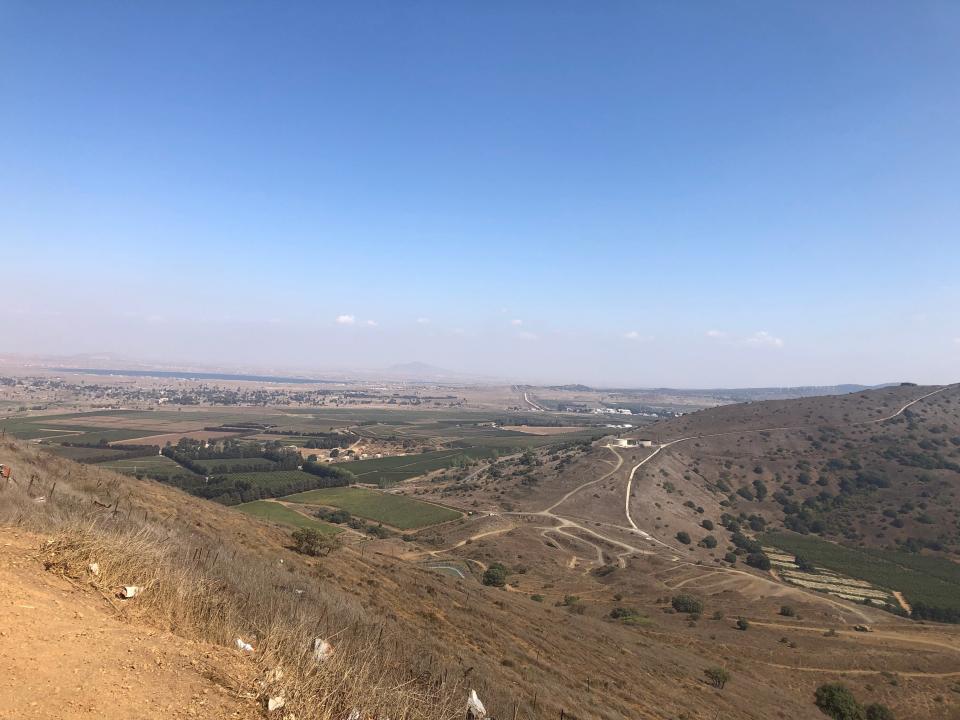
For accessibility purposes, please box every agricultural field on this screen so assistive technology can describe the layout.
[760,531,960,616]
[97,454,196,480]
[39,445,132,462]
[192,457,277,472]
[340,447,502,485]
[283,486,462,530]
[763,546,897,606]
[235,500,339,533]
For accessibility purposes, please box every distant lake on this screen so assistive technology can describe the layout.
[53,368,341,384]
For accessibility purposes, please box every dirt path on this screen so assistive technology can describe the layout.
[0,529,255,720]
[892,590,913,614]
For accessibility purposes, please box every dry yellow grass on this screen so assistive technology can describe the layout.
[0,439,465,720]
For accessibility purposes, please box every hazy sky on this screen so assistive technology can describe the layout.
[2,2,959,387]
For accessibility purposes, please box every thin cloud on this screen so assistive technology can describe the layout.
[516,330,538,341]
[745,331,784,348]
[705,329,726,339]
[365,319,378,327]
[624,331,652,341]
[416,317,430,325]
[511,319,523,326]
[335,314,355,325]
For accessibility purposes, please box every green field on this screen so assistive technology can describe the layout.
[760,532,960,616]
[192,457,277,472]
[235,500,339,533]
[40,445,131,462]
[283,486,461,530]
[340,447,505,485]
[98,454,198,480]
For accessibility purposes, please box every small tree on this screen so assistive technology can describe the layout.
[292,528,341,557]
[736,616,750,631]
[676,531,691,545]
[671,594,704,615]
[780,605,796,617]
[865,705,894,720]
[482,563,510,587]
[814,683,865,720]
[704,667,730,689]
[746,552,771,570]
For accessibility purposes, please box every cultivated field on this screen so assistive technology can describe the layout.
[97,454,196,480]
[235,500,339,533]
[761,532,960,614]
[283,486,462,530]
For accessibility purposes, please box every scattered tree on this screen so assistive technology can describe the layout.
[482,563,510,587]
[704,667,730,689]
[814,683,865,720]
[291,528,341,557]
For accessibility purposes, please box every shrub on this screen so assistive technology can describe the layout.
[704,667,730,689]
[671,594,703,615]
[482,563,509,587]
[780,605,796,617]
[735,617,749,631]
[814,683,865,720]
[291,528,341,557]
[701,535,718,549]
[676,531,691,545]
[701,519,714,531]
[746,552,771,570]
[865,705,894,720]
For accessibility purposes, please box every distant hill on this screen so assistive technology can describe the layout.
[630,384,960,614]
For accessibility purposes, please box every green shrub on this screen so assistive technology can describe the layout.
[482,563,510,587]
[671,593,703,615]
[291,528,341,557]
[704,667,730,689]
[814,683,865,720]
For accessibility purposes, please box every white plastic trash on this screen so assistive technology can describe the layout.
[235,637,254,653]
[118,586,143,599]
[88,563,100,577]
[347,711,361,720]
[467,689,487,719]
[267,696,285,712]
[312,638,334,662]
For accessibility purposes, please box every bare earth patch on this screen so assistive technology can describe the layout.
[501,425,586,435]
[0,528,256,720]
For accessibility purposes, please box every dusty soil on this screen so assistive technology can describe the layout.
[501,425,588,435]
[111,430,241,446]
[0,529,256,720]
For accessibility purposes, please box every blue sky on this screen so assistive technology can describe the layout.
[2,2,959,386]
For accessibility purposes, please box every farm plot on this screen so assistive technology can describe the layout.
[340,447,501,485]
[40,445,132,462]
[283,486,462,530]
[193,470,352,505]
[764,547,895,605]
[192,457,277,472]
[97,455,197,480]
[761,532,960,617]
[235,500,339,533]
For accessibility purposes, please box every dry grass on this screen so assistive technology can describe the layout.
[0,439,465,720]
